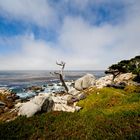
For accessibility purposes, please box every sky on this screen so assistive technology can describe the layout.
[0,0,140,70]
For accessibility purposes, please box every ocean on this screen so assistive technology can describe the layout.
[0,70,105,99]
[0,70,105,88]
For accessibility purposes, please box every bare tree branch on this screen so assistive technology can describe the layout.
[53,61,68,93]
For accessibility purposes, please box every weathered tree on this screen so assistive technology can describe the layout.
[105,69,120,82]
[51,61,68,93]
[105,55,140,83]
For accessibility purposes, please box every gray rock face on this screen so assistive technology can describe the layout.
[74,74,96,90]
[41,98,54,112]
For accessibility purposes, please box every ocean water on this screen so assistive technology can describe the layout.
[0,70,105,99]
[0,70,105,88]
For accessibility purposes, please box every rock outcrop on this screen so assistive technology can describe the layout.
[74,74,96,90]
[114,73,136,84]
[0,88,11,96]
[18,94,54,117]
[95,73,136,89]
[95,75,113,89]
[0,88,19,110]
[51,93,82,112]
[27,86,45,93]
[16,89,84,117]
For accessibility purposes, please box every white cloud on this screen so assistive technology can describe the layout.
[0,34,60,70]
[0,0,57,27]
[0,0,140,70]
[1,12,140,70]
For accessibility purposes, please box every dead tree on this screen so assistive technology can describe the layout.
[52,61,68,93]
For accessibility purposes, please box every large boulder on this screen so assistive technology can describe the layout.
[114,73,136,84]
[18,102,41,118]
[18,94,54,117]
[41,98,54,112]
[74,74,96,90]
[95,75,113,89]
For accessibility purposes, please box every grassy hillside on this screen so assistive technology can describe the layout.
[0,87,140,139]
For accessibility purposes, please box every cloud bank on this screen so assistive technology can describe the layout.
[0,0,140,70]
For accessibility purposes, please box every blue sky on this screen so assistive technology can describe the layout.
[0,0,140,70]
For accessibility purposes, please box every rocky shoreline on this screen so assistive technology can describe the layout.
[0,72,138,121]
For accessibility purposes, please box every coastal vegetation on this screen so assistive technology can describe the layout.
[0,87,140,139]
[105,55,140,82]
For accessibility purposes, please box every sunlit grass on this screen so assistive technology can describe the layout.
[0,87,140,139]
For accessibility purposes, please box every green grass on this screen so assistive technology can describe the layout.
[0,87,140,139]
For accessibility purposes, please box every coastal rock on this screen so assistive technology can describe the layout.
[18,102,41,117]
[18,94,54,117]
[65,81,74,87]
[15,102,22,109]
[95,75,113,89]
[74,74,96,91]
[51,95,70,104]
[43,83,65,93]
[41,98,54,112]
[0,88,11,96]
[68,87,81,96]
[53,103,81,112]
[114,73,136,84]
[67,96,79,105]
[67,93,86,105]
[41,92,82,112]
[77,93,86,100]
[27,86,45,93]
[0,91,18,109]
[16,91,36,100]
[95,73,136,89]
[17,93,82,116]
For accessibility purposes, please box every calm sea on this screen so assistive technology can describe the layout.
[0,70,105,88]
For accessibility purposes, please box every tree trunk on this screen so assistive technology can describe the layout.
[59,74,68,93]
[53,61,69,93]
